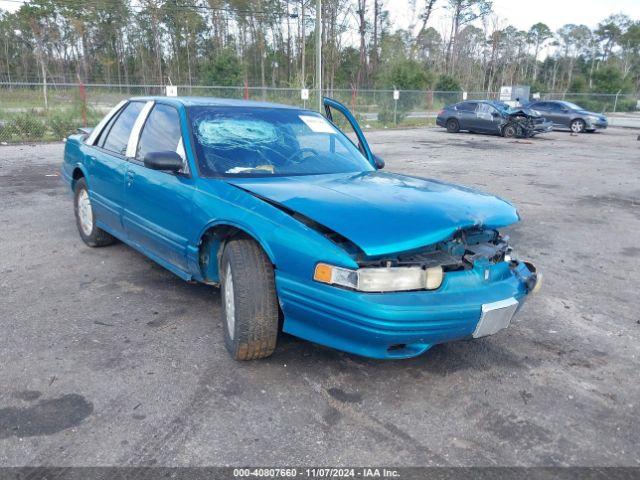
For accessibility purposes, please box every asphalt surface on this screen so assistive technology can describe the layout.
[1,127,639,467]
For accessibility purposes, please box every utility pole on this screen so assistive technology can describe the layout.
[315,0,322,112]
[301,0,305,88]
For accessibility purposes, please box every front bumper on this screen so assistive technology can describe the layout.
[586,119,608,130]
[533,120,554,133]
[276,260,538,359]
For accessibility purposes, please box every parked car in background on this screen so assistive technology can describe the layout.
[436,100,553,138]
[525,100,608,133]
[61,96,540,361]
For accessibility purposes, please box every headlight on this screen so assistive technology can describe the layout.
[313,263,444,292]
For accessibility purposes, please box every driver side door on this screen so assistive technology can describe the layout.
[545,102,569,128]
[322,97,378,168]
[475,103,503,134]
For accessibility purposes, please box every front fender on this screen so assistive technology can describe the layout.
[189,180,359,283]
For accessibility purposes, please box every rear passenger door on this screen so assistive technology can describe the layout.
[455,102,478,130]
[87,101,145,234]
[123,103,195,273]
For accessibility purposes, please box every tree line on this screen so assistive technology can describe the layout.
[0,0,639,96]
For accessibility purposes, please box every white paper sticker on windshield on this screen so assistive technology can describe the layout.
[299,115,336,134]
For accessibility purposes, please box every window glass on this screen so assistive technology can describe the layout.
[548,102,564,112]
[102,101,144,155]
[326,106,364,154]
[94,104,125,146]
[477,103,497,114]
[560,101,581,110]
[189,106,373,177]
[137,104,183,163]
[456,102,477,112]
[98,106,124,147]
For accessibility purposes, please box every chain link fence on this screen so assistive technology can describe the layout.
[0,82,638,143]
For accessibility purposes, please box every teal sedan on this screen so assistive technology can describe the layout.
[61,96,540,360]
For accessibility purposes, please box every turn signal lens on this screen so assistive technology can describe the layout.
[314,263,333,283]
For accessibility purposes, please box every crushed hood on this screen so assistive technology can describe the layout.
[506,107,541,118]
[228,171,520,257]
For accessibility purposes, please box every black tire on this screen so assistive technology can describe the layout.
[570,119,586,133]
[220,237,279,360]
[446,118,460,133]
[502,124,519,138]
[73,177,115,247]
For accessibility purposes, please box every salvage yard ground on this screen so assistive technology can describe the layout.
[0,127,639,466]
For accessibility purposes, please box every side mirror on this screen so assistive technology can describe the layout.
[373,154,385,169]
[144,151,184,172]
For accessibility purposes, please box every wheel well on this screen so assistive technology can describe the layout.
[71,168,85,189]
[571,118,585,125]
[198,224,272,284]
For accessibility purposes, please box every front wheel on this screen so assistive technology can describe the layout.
[220,237,279,360]
[502,124,520,138]
[570,119,586,133]
[74,178,115,247]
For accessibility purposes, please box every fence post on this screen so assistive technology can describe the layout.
[78,81,87,127]
[426,90,433,110]
[613,89,622,113]
[351,85,357,115]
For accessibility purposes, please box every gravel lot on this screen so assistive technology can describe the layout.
[1,127,639,467]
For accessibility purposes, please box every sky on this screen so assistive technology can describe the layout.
[388,0,640,34]
[1,0,639,33]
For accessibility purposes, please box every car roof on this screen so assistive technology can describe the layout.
[450,100,493,107]
[129,96,303,110]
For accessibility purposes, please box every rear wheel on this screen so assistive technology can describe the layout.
[570,119,586,133]
[74,177,115,247]
[220,237,279,360]
[446,118,460,133]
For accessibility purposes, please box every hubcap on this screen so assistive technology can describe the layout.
[571,121,583,133]
[77,188,93,236]
[223,264,235,340]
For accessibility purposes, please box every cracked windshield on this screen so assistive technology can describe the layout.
[189,106,373,177]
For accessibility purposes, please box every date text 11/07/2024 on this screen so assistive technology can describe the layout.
[232,468,400,478]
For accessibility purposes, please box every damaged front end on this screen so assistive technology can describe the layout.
[502,108,553,138]
[279,223,541,359]
[314,225,540,296]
